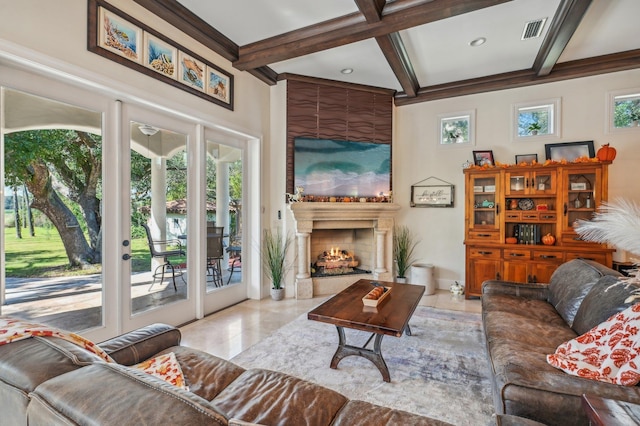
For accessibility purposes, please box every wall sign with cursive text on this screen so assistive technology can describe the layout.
[411,177,454,207]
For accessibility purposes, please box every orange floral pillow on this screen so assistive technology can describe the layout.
[547,303,640,386]
[133,352,189,391]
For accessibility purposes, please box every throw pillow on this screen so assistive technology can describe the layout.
[547,302,640,386]
[133,351,189,391]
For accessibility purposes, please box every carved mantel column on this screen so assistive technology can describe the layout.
[295,219,313,281]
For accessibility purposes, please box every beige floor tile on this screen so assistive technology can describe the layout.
[179,289,480,360]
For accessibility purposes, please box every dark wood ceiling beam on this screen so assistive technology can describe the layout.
[133,0,278,85]
[376,33,419,97]
[133,0,238,61]
[354,0,418,97]
[354,0,386,22]
[534,0,593,76]
[234,0,512,71]
[395,49,640,105]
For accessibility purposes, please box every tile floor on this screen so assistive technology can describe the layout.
[180,289,481,360]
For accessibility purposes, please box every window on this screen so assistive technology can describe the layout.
[608,90,640,132]
[438,110,475,146]
[513,98,560,140]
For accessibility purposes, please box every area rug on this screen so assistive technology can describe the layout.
[231,306,493,425]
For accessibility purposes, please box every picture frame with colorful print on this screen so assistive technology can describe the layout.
[473,150,495,166]
[143,32,177,80]
[98,6,142,63]
[178,51,205,91]
[206,65,232,105]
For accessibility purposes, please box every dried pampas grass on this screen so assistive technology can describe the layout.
[575,198,640,302]
[574,198,640,257]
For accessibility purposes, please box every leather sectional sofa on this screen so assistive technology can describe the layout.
[482,258,640,425]
[0,319,450,425]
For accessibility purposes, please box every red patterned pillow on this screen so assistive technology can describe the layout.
[133,352,189,391]
[547,303,640,385]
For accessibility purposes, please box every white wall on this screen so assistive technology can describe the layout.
[394,69,640,288]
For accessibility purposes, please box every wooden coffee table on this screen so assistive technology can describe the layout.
[307,279,425,382]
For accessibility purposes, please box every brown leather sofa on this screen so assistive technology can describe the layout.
[482,258,640,426]
[0,320,450,425]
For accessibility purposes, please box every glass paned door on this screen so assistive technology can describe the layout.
[205,143,243,292]
[129,121,188,315]
[1,88,104,332]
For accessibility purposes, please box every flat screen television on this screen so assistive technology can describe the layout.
[294,137,391,197]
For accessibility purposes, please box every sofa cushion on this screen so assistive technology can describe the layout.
[27,363,228,426]
[547,259,619,327]
[572,275,638,335]
[133,351,188,390]
[547,303,640,386]
[212,368,348,425]
[331,400,453,426]
[167,345,245,401]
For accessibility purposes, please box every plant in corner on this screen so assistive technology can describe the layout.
[393,225,419,282]
[262,228,292,300]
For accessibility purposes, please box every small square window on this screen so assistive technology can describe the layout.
[438,110,475,146]
[608,90,640,132]
[513,98,561,141]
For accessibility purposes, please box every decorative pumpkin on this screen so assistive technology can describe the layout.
[542,233,556,246]
[596,144,617,162]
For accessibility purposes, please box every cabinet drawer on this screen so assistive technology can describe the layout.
[469,248,501,259]
[468,230,500,241]
[533,250,563,262]
[503,248,530,260]
[565,252,607,265]
[521,212,539,221]
[505,211,521,220]
[538,212,557,222]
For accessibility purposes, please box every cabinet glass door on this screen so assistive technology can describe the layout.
[470,174,499,230]
[562,168,599,240]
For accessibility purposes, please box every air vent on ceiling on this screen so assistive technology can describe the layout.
[521,18,547,40]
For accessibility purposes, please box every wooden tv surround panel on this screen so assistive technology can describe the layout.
[463,161,614,299]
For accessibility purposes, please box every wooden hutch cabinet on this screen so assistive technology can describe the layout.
[464,161,614,299]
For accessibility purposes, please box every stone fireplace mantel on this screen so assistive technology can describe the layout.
[289,202,400,298]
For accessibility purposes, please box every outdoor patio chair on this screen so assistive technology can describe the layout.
[142,223,186,291]
[206,226,225,288]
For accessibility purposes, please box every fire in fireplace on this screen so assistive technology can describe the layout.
[312,247,371,277]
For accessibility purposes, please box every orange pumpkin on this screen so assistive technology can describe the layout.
[597,144,617,162]
[542,233,556,246]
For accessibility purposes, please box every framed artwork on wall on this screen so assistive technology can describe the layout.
[473,150,495,166]
[98,6,142,63]
[544,141,594,161]
[88,0,234,110]
[515,153,538,164]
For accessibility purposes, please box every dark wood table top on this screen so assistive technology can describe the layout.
[308,279,425,337]
[582,394,640,425]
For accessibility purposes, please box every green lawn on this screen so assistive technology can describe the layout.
[3,226,185,278]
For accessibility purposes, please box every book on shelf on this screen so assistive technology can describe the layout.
[514,224,541,245]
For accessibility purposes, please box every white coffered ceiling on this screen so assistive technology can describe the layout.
[138,0,640,103]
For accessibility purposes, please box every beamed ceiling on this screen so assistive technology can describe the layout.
[132,0,640,105]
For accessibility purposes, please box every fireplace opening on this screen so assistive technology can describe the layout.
[309,229,373,278]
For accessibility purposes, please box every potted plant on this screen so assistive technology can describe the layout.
[262,228,292,300]
[527,122,541,135]
[393,225,419,282]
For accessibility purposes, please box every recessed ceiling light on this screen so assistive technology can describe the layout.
[469,37,486,47]
[341,68,354,74]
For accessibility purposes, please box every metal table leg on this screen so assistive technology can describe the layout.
[329,326,391,382]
